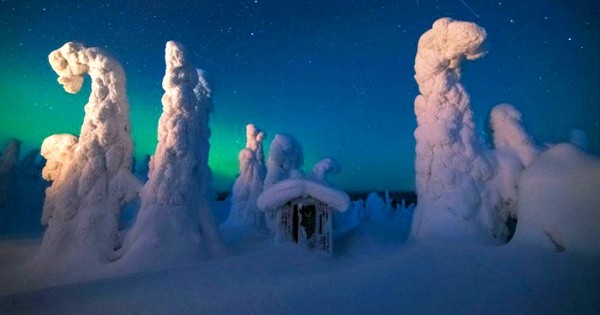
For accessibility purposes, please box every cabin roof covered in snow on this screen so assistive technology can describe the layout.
[257,178,350,212]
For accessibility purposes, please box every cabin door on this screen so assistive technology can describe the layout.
[292,204,316,243]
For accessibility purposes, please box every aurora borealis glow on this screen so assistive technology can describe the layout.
[1,0,599,192]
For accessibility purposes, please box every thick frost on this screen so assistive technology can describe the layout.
[34,42,140,270]
[226,124,267,227]
[257,178,350,213]
[122,41,225,270]
[510,144,600,255]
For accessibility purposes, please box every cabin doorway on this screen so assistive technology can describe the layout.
[292,204,316,243]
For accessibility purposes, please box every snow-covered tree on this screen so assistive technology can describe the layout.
[490,104,540,167]
[411,18,498,242]
[35,42,140,268]
[366,192,388,222]
[226,124,267,227]
[264,134,303,189]
[411,19,542,243]
[122,41,225,269]
[311,158,340,184]
[486,104,541,229]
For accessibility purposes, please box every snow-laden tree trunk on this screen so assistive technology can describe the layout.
[35,42,140,269]
[410,18,497,242]
[121,41,226,270]
[226,124,266,227]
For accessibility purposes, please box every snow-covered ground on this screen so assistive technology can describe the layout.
[1,211,599,315]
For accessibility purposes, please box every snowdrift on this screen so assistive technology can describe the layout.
[511,143,600,255]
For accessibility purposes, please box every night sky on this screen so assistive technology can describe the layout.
[1,0,598,192]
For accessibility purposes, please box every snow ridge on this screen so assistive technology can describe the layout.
[226,124,267,227]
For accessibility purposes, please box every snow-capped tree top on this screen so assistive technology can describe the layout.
[257,178,350,212]
[194,69,213,113]
[264,133,304,189]
[415,17,487,97]
[245,124,265,152]
[269,134,303,167]
[490,103,540,166]
[311,158,341,183]
[162,41,198,91]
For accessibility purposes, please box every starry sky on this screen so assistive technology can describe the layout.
[0,0,598,192]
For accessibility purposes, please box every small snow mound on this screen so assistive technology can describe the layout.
[257,178,350,212]
[511,143,600,255]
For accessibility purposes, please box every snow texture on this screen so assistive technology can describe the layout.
[34,42,140,270]
[257,178,350,213]
[311,158,340,183]
[264,134,303,189]
[510,143,600,255]
[226,124,266,227]
[122,41,226,270]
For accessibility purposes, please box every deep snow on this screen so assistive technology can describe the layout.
[1,217,599,315]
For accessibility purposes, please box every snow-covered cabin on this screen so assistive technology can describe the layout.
[257,178,350,254]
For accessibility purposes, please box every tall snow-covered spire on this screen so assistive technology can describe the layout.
[226,124,267,226]
[411,19,545,243]
[35,42,140,269]
[122,41,225,270]
[411,18,496,242]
